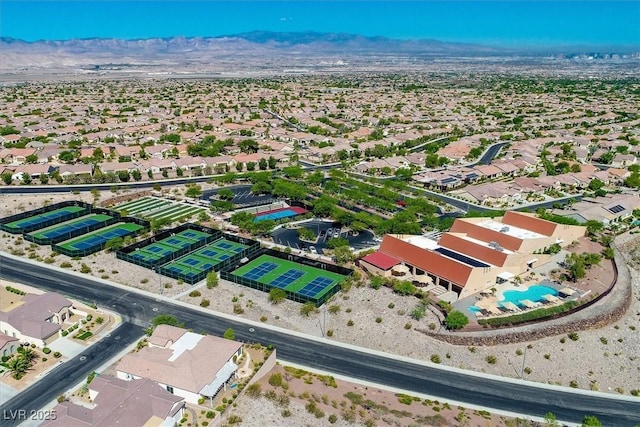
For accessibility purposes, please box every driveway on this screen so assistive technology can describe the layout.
[47,336,87,360]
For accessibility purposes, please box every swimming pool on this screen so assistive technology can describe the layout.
[500,285,559,307]
[467,305,482,313]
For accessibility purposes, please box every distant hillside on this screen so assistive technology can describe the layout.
[0,32,637,72]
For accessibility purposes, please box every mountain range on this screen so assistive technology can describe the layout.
[1,31,637,72]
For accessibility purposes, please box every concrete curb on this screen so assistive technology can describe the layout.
[2,250,639,407]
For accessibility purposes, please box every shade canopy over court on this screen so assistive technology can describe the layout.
[225,253,349,306]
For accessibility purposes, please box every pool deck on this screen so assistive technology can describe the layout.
[453,277,570,320]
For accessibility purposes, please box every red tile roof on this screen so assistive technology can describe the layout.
[379,235,473,287]
[502,211,557,237]
[360,252,400,270]
[450,220,524,252]
[439,233,508,267]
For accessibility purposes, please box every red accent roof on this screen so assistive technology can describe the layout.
[501,211,557,237]
[439,233,508,267]
[379,235,473,287]
[450,220,524,252]
[360,252,401,270]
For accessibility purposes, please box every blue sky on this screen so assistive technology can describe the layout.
[2,1,638,47]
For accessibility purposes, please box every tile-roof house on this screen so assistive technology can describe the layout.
[0,292,72,347]
[116,325,242,404]
[41,376,185,427]
[0,333,20,358]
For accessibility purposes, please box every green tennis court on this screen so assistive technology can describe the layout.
[56,223,144,253]
[232,254,346,299]
[159,238,249,282]
[127,228,212,264]
[3,206,87,232]
[28,214,114,241]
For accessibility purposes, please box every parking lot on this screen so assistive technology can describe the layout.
[271,218,378,255]
[201,185,278,207]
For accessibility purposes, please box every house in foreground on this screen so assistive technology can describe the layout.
[116,325,242,404]
[0,292,72,347]
[40,376,185,427]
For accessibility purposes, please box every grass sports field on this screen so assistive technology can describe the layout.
[116,197,171,215]
[57,223,144,252]
[160,238,248,281]
[28,214,113,241]
[3,206,87,231]
[232,254,345,300]
[128,228,212,264]
[116,197,205,222]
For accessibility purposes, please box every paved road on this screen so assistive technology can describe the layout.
[0,322,143,427]
[0,254,638,426]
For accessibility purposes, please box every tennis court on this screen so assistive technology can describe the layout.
[116,197,171,215]
[231,254,345,299]
[158,238,249,283]
[27,214,114,243]
[254,206,308,222]
[127,228,212,264]
[2,206,88,233]
[55,223,145,255]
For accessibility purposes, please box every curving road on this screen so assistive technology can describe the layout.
[0,254,638,426]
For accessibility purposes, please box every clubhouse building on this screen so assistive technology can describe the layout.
[360,211,586,299]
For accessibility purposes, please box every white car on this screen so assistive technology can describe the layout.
[309,246,317,254]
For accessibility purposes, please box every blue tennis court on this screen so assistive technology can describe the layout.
[298,277,334,297]
[243,262,278,281]
[200,249,218,257]
[271,269,305,288]
[217,241,233,249]
[183,258,200,266]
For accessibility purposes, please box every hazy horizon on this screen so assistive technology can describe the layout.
[2,1,639,49]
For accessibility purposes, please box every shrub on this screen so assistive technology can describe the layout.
[326,329,334,337]
[205,410,216,419]
[404,322,412,330]
[223,328,235,340]
[245,383,262,398]
[96,317,104,324]
[478,301,579,327]
[328,414,338,424]
[60,262,72,268]
[269,373,284,387]
[200,298,210,307]
[328,304,340,314]
[43,347,51,354]
[347,319,354,326]
[375,317,382,323]
[80,263,91,274]
[445,311,469,329]
[260,316,268,322]
[300,302,316,317]
[430,354,441,364]
[189,290,201,297]
[486,355,497,364]
[53,351,62,358]
[568,332,579,341]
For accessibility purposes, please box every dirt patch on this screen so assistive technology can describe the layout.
[225,364,518,427]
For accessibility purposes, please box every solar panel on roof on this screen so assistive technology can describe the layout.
[441,177,458,184]
[435,247,490,268]
[607,205,625,214]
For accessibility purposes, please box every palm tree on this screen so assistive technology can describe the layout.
[21,348,38,365]
[1,355,30,380]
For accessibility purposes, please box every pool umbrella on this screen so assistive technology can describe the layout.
[413,274,433,285]
[392,264,410,275]
[542,294,560,303]
[501,301,520,312]
[559,287,577,297]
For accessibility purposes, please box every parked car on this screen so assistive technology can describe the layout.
[309,246,317,254]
